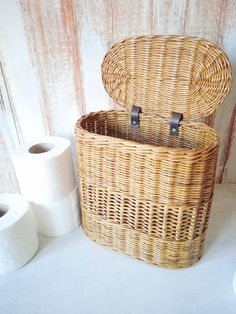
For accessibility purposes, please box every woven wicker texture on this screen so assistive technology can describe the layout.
[82,208,206,268]
[75,111,218,268]
[80,179,213,242]
[75,35,231,268]
[102,35,231,120]
[78,111,218,206]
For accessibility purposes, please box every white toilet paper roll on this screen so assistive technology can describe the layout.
[31,186,79,237]
[12,136,80,237]
[0,194,39,275]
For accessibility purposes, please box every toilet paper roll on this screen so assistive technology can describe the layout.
[0,194,39,275]
[31,186,79,237]
[12,136,80,237]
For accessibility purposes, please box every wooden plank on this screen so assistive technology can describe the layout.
[74,0,113,112]
[0,131,18,193]
[175,0,236,182]
[61,0,86,116]
[152,0,187,34]
[214,0,236,182]
[0,0,235,185]
[0,62,20,146]
[183,0,223,127]
[0,63,19,192]
[0,0,45,141]
[112,0,152,40]
[0,0,51,191]
[219,104,236,182]
[183,0,223,41]
[20,0,84,139]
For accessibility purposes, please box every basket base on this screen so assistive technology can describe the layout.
[82,208,205,269]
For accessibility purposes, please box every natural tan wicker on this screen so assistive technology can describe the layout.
[75,35,231,268]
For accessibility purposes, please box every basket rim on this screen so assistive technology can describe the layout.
[101,35,232,121]
[75,110,219,154]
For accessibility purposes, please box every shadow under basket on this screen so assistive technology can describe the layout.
[75,35,231,268]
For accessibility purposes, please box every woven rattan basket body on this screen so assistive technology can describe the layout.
[75,36,231,268]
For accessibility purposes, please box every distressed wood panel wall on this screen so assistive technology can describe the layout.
[0,0,236,192]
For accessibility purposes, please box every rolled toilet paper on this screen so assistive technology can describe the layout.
[12,136,80,237]
[31,186,79,236]
[0,194,39,275]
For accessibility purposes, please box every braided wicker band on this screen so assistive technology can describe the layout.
[83,209,206,268]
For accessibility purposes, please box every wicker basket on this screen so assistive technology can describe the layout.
[75,36,231,268]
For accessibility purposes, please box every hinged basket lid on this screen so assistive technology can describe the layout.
[101,35,232,120]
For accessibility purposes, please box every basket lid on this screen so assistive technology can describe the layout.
[101,35,232,120]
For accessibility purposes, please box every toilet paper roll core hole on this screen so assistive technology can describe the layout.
[29,143,54,154]
[0,204,9,218]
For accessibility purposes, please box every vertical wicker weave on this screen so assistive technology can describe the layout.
[75,36,231,268]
